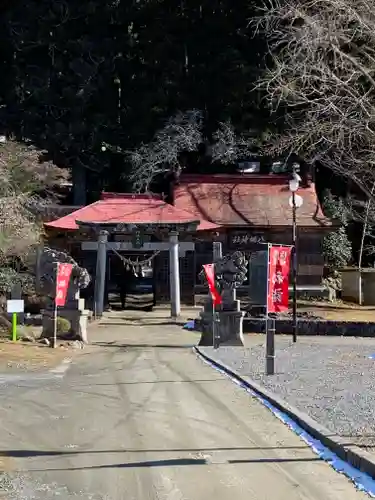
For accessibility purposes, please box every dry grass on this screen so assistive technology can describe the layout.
[197,293,375,322]
[297,300,375,322]
[0,340,72,372]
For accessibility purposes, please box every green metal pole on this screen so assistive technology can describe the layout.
[12,313,17,342]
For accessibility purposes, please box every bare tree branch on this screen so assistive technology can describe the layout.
[0,138,69,265]
[211,120,256,164]
[128,110,203,192]
[253,0,375,198]
[127,111,257,191]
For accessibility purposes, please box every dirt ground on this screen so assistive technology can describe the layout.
[297,300,375,322]
[196,293,375,322]
[0,322,78,372]
[0,340,73,373]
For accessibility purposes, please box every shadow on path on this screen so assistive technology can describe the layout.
[93,342,196,349]
[17,456,322,472]
[2,445,308,458]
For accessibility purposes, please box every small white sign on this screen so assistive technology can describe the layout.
[7,299,25,313]
[289,194,303,208]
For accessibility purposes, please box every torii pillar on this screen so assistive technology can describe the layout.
[169,231,181,318]
[94,230,108,318]
[93,227,182,319]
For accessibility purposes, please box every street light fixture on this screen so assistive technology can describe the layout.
[288,167,303,343]
[289,178,299,193]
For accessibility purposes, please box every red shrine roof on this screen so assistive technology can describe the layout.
[173,174,331,227]
[44,193,219,231]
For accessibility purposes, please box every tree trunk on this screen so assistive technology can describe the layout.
[0,312,11,331]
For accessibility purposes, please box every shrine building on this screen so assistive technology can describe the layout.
[44,173,332,309]
[172,174,332,287]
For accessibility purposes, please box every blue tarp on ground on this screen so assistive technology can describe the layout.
[183,320,195,330]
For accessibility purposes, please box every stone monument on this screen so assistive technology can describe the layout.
[39,247,91,343]
[199,251,248,346]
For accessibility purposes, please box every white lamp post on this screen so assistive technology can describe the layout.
[289,177,299,192]
[288,169,303,343]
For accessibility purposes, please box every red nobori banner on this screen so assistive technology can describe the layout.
[267,246,292,313]
[203,264,222,306]
[55,263,73,307]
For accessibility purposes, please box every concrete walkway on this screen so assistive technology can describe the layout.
[0,310,369,499]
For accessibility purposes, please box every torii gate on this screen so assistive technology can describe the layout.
[77,220,199,319]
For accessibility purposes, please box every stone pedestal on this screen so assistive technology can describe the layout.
[221,288,237,310]
[42,293,89,343]
[218,309,245,346]
[217,289,245,346]
[198,299,215,346]
[198,296,245,347]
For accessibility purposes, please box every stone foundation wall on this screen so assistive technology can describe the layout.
[342,268,375,305]
[195,317,375,336]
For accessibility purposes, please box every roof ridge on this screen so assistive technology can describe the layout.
[178,174,297,185]
[100,192,162,200]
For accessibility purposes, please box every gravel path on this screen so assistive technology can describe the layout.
[201,335,375,449]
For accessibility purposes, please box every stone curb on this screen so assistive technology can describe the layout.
[194,317,375,336]
[194,346,375,479]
